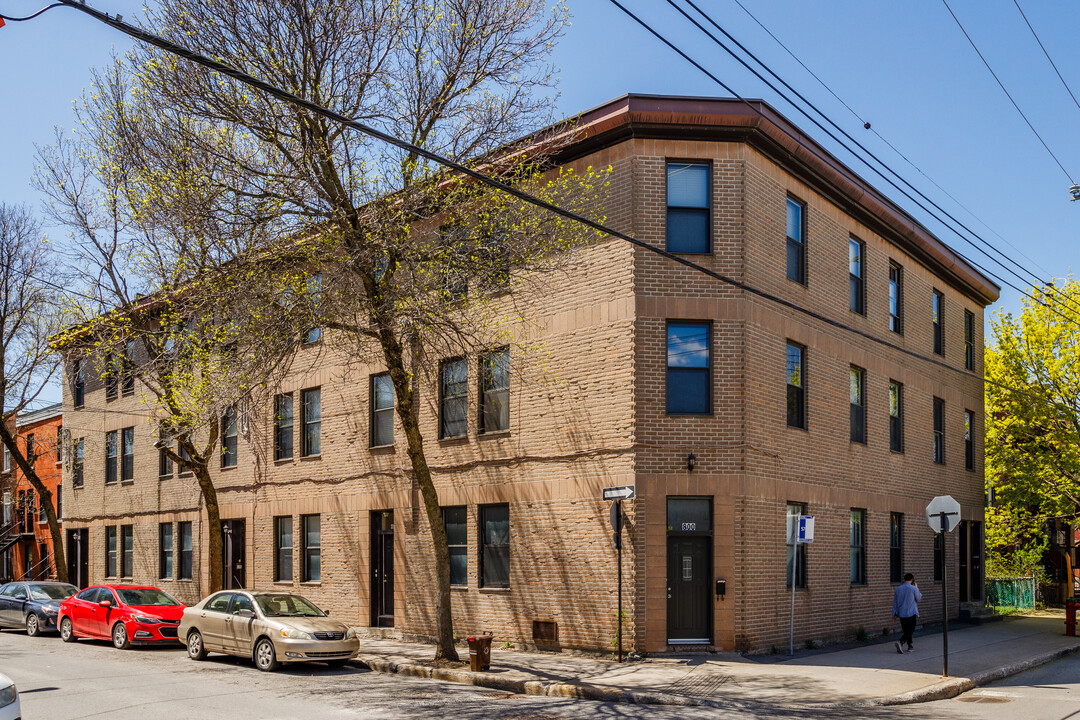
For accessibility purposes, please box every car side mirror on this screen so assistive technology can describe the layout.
[99,599,112,607]
[323,609,330,616]
[237,609,255,618]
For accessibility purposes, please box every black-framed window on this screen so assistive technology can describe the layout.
[301,387,321,456]
[301,514,320,583]
[964,310,975,370]
[889,380,904,453]
[933,533,944,582]
[785,502,807,588]
[849,366,866,443]
[56,425,63,463]
[305,274,322,343]
[890,512,903,583]
[159,523,173,580]
[121,524,133,577]
[159,427,173,478]
[666,322,711,414]
[666,162,710,254]
[479,348,510,433]
[275,394,294,460]
[221,408,238,468]
[933,290,944,356]
[122,340,135,396]
[786,197,806,284]
[965,409,975,471]
[480,504,510,588]
[850,509,866,585]
[443,506,467,587]
[121,427,134,481]
[439,359,468,439]
[56,485,61,518]
[849,238,865,314]
[370,374,394,447]
[275,516,293,582]
[105,526,117,577]
[889,262,903,334]
[105,352,118,401]
[72,438,84,487]
[26,433,34,463]
[105,431,118,485]
[72,359,85,408]
[177,439,192,476]
[37,489,46,523]
[786,342,806,428]
[178,521,193,580]
[933,396,946,464]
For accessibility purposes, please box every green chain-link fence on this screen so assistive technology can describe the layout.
[986,576,1037,609]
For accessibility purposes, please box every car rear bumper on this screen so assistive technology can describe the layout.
[273,637,360,662]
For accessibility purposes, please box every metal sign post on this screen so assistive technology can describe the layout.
[926,495,960,678]
[603,488,633,663]
[790,515,814,655]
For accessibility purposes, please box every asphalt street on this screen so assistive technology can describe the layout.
[1,627,1078,719]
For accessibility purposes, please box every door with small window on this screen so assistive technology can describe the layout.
[371,511,394,627]
[220,520,246,590]
[666,498,712,644]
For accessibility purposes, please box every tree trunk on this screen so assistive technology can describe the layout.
[194,463,224,595]
[0,424,67,583]
[383,341,459,662]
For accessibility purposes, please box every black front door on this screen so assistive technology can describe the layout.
[66,529,89,588]
[969,521,983,601]
[959,521,970,602]
[666,497,712,644]
[221,520,246,590]
[371,511,394,627]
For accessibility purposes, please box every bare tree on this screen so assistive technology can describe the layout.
[0,203,68,583]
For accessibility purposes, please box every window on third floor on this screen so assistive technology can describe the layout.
[666,163,710,254]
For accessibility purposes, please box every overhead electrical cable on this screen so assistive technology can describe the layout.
[1012,0,1080,115]
[11,0,1069,413]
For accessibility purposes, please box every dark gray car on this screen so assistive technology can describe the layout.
[0,581,78,636]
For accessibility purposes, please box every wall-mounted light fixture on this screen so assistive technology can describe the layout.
[687,453,696,472]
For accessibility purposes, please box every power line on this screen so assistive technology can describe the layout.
[1011,0,1080,118]
[941,0,1074,184]
[727,0,1054,281]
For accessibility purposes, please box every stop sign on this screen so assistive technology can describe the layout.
[925,495,961,532]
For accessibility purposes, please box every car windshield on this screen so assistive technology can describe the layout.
[29,585,76,601]
[116,588,182,606]
[254,594,325,617]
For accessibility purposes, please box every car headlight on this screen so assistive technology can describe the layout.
[345,627,356,639]
[280,627,312,640]
[44,606,59,615]
[0,683,16,708]
[133,616,161,624]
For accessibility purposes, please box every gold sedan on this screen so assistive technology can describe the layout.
[178,590,359,671]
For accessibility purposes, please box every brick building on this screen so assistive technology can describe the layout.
[0,404,64,582]
[59,95,998,653]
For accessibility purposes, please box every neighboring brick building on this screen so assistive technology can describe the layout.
[0,404,63,582]
[59,95,998,653]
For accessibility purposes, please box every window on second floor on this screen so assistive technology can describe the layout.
[105,431,118,485]
[439,359,468,439]
[786,197,806,284]
[889,381,904,453]
[933,396,946,464]
[666,322,710,415]
[889,262,903,334]
[25,433,34,463]
[370,374,394,447]
[666,163,710,254]
[849,238,865,314]
[121,427,134,482]
[849,366,866,443]
[479,348,510,433]
[275,394,294,461]
[72,439,84,488]
[964,310,975,370]
[786,342,806,429]
[933,290,945,356]
[221,408,238,468]
[965,409,975,471]
[301,388,321,457]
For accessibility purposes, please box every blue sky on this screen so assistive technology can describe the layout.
[1,0,1077,324]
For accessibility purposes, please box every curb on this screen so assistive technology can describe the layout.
[356,642,1080,710]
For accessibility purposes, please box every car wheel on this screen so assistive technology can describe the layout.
[187,630,207,661]
[25,613,41,637]
[254,638,279,672]
[60,617,77,643]
[112,622,131,650]
[325,659,349,669]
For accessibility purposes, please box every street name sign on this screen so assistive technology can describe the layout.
[797,515,815,543]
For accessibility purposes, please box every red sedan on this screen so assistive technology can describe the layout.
[58,585,185,649]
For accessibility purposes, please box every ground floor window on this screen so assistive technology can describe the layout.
[159,523,173,579]
[480,504,509,588]
[275,516,293,582]
[178,522,193,580]
[302,514,321,583]
[443,506,467,586]
[105,526,117,578]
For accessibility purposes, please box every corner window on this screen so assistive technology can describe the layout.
[964,310,975,370]
[221,408,238,468]
[850,509,866,585]
[121,427,134,482]
[178,522,193,580]
[786,197,806,284]
[370,374,395,447]
[786,342,806,429]
[889,381,904,453]
[105,526,117,577]
[890,513,903,583]
[275,394,294,461]
[301,514,321,583]
[439,359,468,439]
[933,396,946,464]
[965,409,975,471]
[479,348,510,433]
[666,322,711,414]
[159,523,173,580]
[666,162,710,254]
[275,516,293,582]
[105,431,118,485]
[301,388,321,457]
[933,290,945,356]
[785,502,807,588]
[849,366,866,443]
[443,506,467,587]
[480,504,510,588]
[889,262,903,334]
[849,238,865,314]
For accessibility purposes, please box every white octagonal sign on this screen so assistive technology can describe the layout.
[925,495,961,532]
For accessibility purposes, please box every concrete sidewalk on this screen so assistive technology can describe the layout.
[353,615,1080,709]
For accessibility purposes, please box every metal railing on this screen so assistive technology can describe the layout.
[17,551,55,582]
